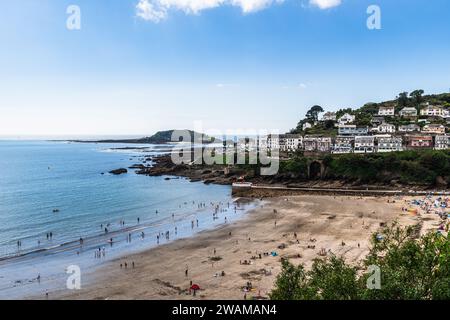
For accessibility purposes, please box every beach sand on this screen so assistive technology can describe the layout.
[54,195,443,300]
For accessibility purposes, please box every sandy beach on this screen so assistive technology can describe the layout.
[53,194,444,300]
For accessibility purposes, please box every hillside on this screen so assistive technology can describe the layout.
[71,130,219,144]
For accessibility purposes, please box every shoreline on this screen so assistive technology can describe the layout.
[52,194,446,300]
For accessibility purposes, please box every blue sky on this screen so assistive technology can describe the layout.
[1,0,450,137]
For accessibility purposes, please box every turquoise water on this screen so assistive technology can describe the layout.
[0,141,252,299]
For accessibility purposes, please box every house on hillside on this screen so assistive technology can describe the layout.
[378,106,395,116]
[398,124,420,133]
[420,104,444,117]
[317,137,332,152]
[354,136,375,153]
[302,122,312,131]
[371,116,385,126]
[338,125,369,136]
[303,136,317,152]
[371,123,396,134]
[405,135,433,149]
[332,136,354,154]
[321,112,337,121]
[279,134,303,152]
[434,135,450,150]
[376,135,403,152]
[434,135,449,150]
[337,113,355,125]
[422,124,446,135]
[267,134,280,151]
[399,107,418,118]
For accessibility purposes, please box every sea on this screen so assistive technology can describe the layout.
[0,140,255,299]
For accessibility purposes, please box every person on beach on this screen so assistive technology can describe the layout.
[141,232,145,239]
[185,266,189,277]
[137,217,140,224]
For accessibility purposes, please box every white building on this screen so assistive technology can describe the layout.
[435,135,449,150]
[371,123,396,133]
[267,134,280,151]
[420,104,444,117]
[399,107,418,118]
[321,112,337,121]
[280,134,303,152]
[317,137,332,152]
[398,124,420,132]
[354,136,375,153]
[376,135,403,153]
[378,106,395,116]
[302,122,312,131]
[422,124,446,134]
[338,125,369,136]
[332,136,354,154]
[337,113,355,125]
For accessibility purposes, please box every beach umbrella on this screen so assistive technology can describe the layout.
[191,284,200,291]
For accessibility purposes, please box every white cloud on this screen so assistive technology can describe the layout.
[136,0,284,22]
[309,0,342,10]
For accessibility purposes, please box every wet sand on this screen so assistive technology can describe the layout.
[53,195,443,300]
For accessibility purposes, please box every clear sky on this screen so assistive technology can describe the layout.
[1,0,450,137]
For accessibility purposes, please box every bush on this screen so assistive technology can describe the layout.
[270,223,450,300]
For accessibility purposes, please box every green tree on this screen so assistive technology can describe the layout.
[305,105,324,122]
[397,92,409,107]
[270,259,314,300]
[410,89,425,105]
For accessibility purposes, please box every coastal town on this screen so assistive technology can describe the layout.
[265,102,450,154]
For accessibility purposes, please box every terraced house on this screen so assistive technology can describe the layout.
[338,125,369,136]
[354,136,375,153]
[434,135,449,150]
[420,104,444,117]
[376,135,403,152]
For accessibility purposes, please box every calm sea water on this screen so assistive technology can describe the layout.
[0,140,253,299]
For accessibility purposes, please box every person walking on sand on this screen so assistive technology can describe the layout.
[185,266,188,277]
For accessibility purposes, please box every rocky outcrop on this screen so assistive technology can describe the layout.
[109,168,128,175]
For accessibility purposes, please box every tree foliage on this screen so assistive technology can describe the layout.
[270,223,450,300]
